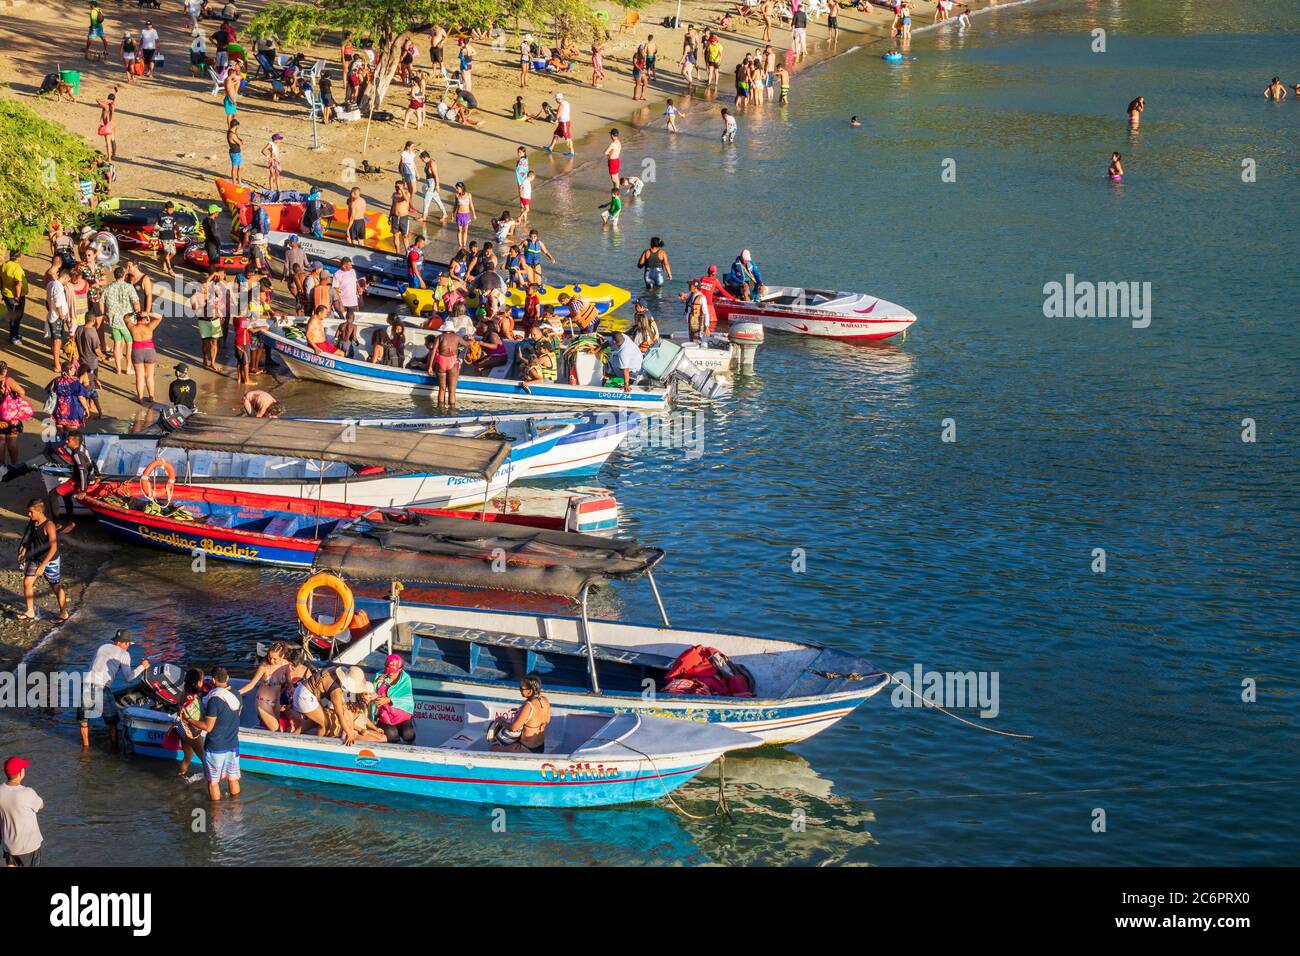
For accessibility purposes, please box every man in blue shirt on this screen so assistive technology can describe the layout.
[725,249,764,301]
[250,198,271,237]
[606,331,644,393]
[195,666,242,801]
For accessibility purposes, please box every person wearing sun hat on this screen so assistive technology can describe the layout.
[291,664,373,745]
[0,756,44,867]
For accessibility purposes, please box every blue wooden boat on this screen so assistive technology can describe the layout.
[118,683,761,808]
[263,326,672,409]
[79,481,637,592]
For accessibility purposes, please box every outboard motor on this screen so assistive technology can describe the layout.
[114,662,186,710]
[727,319,764,371]
[641,339,731,400]
[156,405,192,432]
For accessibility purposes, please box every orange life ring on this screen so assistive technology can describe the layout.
[140,457,176,505]
[296,573,355,638]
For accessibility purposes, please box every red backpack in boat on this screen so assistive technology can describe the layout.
[662,645,755,698]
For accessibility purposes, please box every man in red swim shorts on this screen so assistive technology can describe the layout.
[603,128,622,187]
[546,93,574,155]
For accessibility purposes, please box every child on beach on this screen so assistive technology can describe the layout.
[721,107,737,143]
[665,99,682,132]
[518,170,535,225]
[601,188,622,226]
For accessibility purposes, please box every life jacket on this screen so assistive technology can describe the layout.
[662,645,755,698]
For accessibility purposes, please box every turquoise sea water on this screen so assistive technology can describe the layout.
[3,0,1297,865]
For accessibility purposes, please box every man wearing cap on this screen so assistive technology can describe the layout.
[140,21,160,78]
[725,249,764,301]
[169,363,197,410]
[606,330,643,393]
[0,757,43,867]
[282,235,308,286]
[79,629,150,751]
[694,263,736,334]
[194,666,242,801]
[155,200,180,277]
[201,204,223,269]
[545,92,574,155]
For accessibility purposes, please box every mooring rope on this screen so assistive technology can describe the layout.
[591,734,732,820]
[882,672,1034,739]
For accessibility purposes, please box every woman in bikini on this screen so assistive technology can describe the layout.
[490,674,551,753]
[237,641,292,731]
[1108,151,1124,182]
[0,362,31,467]
[127,307,163,404]
[452,182,475,249]
[97,91,118,161]
[432,322,463,409]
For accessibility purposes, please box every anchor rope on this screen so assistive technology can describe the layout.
[591,734,731,821]
[882,672,1033,739]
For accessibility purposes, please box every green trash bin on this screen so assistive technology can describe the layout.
[58,70,81,96]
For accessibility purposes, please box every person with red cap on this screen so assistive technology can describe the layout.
[684,264,736,334]
[0,756,44,867]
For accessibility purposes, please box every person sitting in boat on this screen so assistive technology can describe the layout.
[370,654,416,744]
[605,331,644,393]
[488,674,550,753]
[468,326,508,375]
[557,292,599,334]
[724,250,765,301]
[290,664,372,745]
[334,313,364,358]
[305,304,340,356]
[369,326,400,366]
[631,300,659,351]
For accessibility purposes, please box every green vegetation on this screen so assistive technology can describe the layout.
[0,99,104,253]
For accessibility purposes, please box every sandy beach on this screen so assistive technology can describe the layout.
[0,0,982,634]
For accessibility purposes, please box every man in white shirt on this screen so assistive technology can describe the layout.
[606,331,643,393]
[546,92,574,155]
[45,270,71,375]
[334,258,360,320]
[0,757,44,867]
[185,0,203,29]
[140,21,160,78]
[79,630,149,751]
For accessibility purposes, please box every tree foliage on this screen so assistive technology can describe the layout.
[0,99,104,253]
[249,0,648,108]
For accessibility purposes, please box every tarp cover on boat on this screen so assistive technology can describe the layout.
[314,516,664,596]
[159,416,508,479]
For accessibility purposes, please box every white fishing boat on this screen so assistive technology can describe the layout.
[715,286,917,343]
[297,409,640,480]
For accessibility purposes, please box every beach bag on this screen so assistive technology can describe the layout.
[663,645,755,698]
[1,393,34,422]
[42,392,58,415]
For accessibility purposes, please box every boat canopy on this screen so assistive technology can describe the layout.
[314,515,664,594]
[159,416,509,479]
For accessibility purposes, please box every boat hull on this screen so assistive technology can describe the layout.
[121,708,741,808]
[714,296,915,342]
[265,330,670,410]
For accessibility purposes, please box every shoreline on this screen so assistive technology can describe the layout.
[0,0,1026,644]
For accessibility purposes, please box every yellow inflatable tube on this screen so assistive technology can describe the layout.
[402,282,632,321]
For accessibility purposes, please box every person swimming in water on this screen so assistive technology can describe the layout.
[1108,151,1124,182]
[849,115,861,127]
[1263,77,1287,102]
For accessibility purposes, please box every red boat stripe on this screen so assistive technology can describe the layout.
[242,752,707,787]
